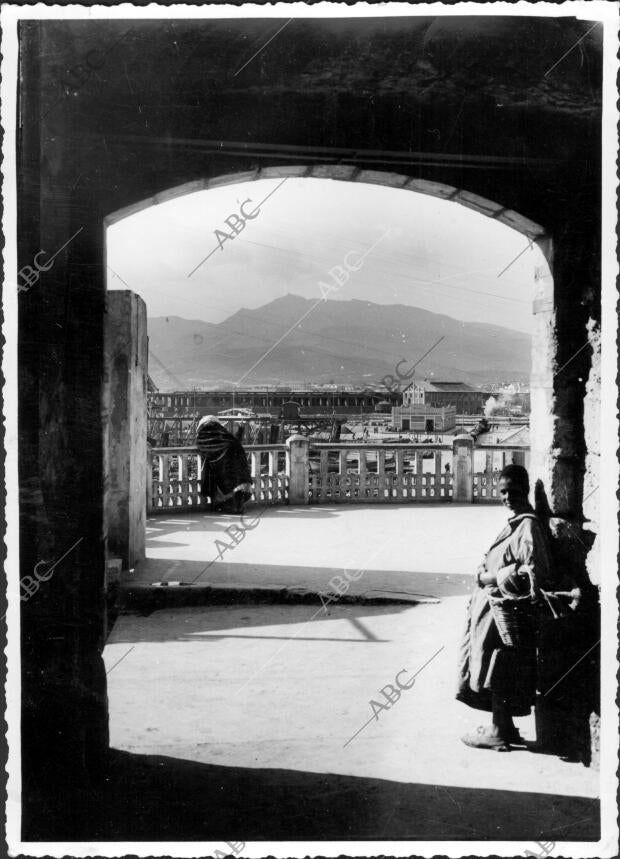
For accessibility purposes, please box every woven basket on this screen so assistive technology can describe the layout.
[490,600,532,648]
[490,566,537,648]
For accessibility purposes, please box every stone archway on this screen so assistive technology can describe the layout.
[16,15,602,833]
[105,165,547,239]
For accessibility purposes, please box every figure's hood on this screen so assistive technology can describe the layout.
[197,415,219,430]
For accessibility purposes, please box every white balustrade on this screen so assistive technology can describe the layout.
[472,443,530,502]
[147,440,529,512]
[149,444,288,512]
[248,446,289,505]
[308,443,452,503]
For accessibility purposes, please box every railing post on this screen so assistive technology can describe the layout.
[286,434,309,505]
[358,447,367,495]
[452,434,474,503]
[319,449,328,479]
[161,452,170,508]
[485,451,493,474]
[377,449,386,499]
[434,450,442,498]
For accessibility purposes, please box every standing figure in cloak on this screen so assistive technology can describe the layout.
[456,464,555,750]
[196,416,253,514]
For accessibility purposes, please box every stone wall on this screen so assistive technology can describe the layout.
[583,319,602,586]
[104,290,148,570]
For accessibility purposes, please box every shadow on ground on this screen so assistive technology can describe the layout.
[24,748,600,842]
[107,603,411,644]
[127,557,474,600]
[145,502,491,538]
[148,503,474,526]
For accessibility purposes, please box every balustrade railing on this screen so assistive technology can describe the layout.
[148,444,288,512]
[147,436,529,513]
[149,447,201,511]
[308,443,452,503]
[247,446,289,506]
[472,443,530,502]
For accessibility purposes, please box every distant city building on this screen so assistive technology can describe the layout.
[148,387,399,418]
[392,404,456,432]
[402,380,490,414]
[486,381,530,394]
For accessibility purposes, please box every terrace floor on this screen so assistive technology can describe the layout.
[130,502,509,598]
[103,504,600,842]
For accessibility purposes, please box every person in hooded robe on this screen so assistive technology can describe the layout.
[196,416,253,513]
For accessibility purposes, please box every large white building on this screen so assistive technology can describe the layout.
[402,380,489,414]
[391,404,456,432]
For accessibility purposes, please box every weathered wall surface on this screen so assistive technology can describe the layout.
[104,291,148,569]
[17,15,603,833]
[583,319,602,585]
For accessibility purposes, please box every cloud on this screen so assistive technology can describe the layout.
[107,177,543,333]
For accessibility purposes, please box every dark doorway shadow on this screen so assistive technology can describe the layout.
[23,749,600,842]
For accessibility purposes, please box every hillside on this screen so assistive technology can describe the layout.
[147,295,531,389]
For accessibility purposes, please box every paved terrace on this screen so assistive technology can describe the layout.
[129,503,510,599]
[104,505,599,841]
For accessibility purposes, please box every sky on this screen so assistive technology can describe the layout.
[106,176,548,334]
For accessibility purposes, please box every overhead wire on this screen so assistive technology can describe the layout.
[208,234,532,307]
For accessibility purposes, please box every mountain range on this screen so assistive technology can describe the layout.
[147,294,531,390]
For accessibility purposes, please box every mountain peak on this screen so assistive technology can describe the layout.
[147,295,531,389]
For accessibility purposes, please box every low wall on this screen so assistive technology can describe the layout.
[147,435,530,512]
[104,291,148,567]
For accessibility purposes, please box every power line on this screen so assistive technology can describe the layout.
[148,348,188,390]
[209,234,532,307]
[232,228,532,292]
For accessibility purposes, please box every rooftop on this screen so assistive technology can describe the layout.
[421,381,483,392]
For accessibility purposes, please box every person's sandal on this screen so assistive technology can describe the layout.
[461,725,511,751]
[505,726,527,746]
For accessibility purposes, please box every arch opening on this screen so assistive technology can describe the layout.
[102,172,561,766]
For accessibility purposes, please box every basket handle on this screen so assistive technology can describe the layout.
[518,563,539,602]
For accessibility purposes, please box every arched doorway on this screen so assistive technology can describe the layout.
[15,14,604,838]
